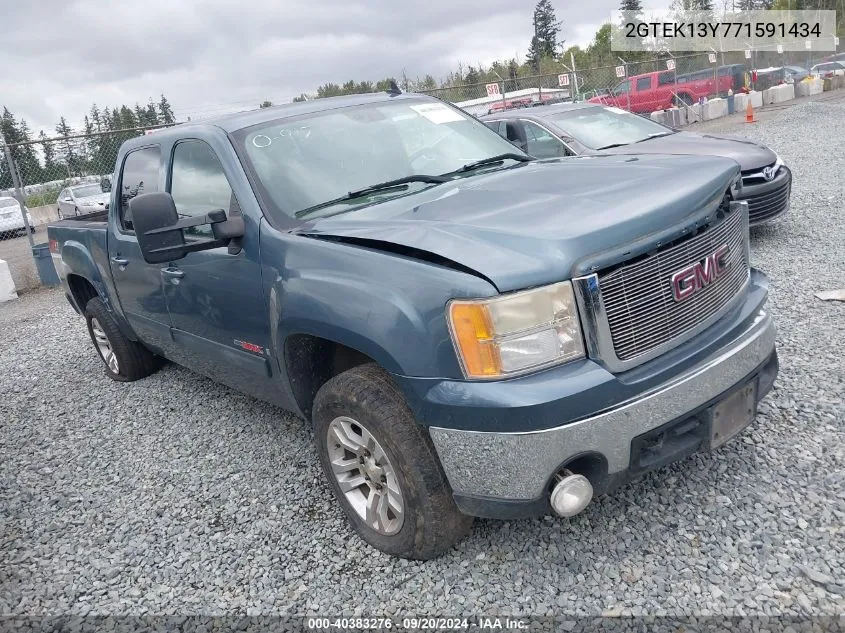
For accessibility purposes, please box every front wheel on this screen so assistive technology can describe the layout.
[84,297,160,382]
[312,364,473,559]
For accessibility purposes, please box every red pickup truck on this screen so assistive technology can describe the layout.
[589,65,745,113]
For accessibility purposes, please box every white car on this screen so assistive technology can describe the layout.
[0,196,35,239]
[809,61,845,78]
[56,183,110,219]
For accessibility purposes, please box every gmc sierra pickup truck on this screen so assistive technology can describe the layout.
[48,92,778,560]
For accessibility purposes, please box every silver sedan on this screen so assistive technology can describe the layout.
[57,183,109,219]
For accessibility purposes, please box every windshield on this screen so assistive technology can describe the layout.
[0,198,19,208]
[545,105,673,150]
[233,98,524,221]
[72,184,105,198]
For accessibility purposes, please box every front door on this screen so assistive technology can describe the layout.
[158,139,274,401]
[107,145,173,353]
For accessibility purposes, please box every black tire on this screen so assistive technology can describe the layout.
[312,363,473,559]
[674,92,694,107]
[84,297,160,382]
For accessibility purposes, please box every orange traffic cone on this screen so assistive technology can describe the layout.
[745,99,755,123]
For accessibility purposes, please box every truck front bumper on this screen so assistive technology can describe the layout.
[425,302,777,519]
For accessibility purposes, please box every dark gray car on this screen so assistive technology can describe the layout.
[481,102,792,225]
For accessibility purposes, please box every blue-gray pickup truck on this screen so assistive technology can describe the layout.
[47,92,778,559]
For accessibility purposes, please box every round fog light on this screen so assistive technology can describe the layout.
[550,473,593,518]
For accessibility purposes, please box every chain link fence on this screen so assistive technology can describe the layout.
[0,125,175,291]
[421,49,834,117]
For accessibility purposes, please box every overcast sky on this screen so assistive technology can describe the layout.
[2,0,669,137]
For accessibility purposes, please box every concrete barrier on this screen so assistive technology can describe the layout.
[703,98,728,120]
[26,204,59,226]
[764,84,795,104]
[796,77,824,96]
[684,103,702,123]
[775,84,795,102]
[0,259,18,302]
[650,110,667,125]
[749,91,763,108]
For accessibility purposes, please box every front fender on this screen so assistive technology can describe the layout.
[262,229,497,380]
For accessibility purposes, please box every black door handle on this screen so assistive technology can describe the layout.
[161,267,184,279]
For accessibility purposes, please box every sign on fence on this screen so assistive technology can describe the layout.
[615,65,626,78]
[708,53,717,63]
[836,37,840,46]
[557,73,570,87]
[666,59,676,71]
[777,44,784,54]
[805,40,812,50]
[744,49,752,59]
[485,83,501,97]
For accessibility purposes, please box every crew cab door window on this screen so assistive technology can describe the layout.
[636,77,652,91]
[169,140,235,237]
[119,146,160,231]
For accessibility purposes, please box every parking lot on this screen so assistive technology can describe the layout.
[1,99,843,619]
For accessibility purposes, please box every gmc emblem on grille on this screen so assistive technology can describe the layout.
[670,244,731,302]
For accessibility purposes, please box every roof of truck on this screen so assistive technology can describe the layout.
[168,92,432,136]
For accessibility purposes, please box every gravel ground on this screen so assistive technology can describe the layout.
[1,101,844,621]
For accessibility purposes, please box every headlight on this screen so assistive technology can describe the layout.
[447,281,585,379]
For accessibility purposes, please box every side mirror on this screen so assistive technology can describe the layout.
[100,177,112,193]
[130,192,245,264]
[131,193,186,264]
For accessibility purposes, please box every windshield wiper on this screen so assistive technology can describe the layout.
[634,132,676,143]
[596,142,631,150]
[295,175,447,218]
[442,153,533,176]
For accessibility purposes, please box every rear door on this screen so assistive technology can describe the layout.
[107,145,173,353]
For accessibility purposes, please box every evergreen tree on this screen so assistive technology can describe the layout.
[90,104,102,132]
[158,94,175,125]
[55,117,82,177]
[620,0,643,10]
[527,0,563,70]
[464,66,481,85]
[146,100,159,126]
[259,101,273,108]
[39,131,57,172]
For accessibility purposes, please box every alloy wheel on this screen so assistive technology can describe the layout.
[327,416,404,535]
[91,318,119,374]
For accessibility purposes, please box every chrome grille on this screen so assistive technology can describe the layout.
[598,208,749,362]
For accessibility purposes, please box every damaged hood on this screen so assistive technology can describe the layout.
[297,154,740,292]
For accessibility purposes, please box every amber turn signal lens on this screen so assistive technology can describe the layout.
[448,302,502,378]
